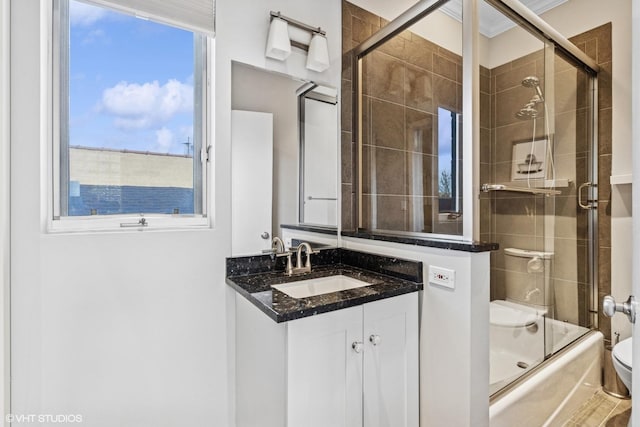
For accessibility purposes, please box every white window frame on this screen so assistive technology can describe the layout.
[49,0,211,233]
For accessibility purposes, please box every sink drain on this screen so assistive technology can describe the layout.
[517,361,529,369]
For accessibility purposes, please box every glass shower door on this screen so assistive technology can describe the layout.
[479,0,598,394]
[542,48,596,357]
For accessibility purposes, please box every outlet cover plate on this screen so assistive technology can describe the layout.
[429,266,455,289]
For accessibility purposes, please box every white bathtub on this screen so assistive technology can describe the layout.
[489,329,603,426]
[489,301,591,394]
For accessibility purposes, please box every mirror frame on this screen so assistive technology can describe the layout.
[297,83,339,227]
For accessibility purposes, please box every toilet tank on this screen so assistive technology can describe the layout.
[504,248,554,310]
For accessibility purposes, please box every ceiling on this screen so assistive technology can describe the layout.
[440,0,568,38]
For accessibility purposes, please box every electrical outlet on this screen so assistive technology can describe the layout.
[429,266,455,289]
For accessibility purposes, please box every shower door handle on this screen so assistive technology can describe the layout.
[578,182,597,210]
[603,295,636,324]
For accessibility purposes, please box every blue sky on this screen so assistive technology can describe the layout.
[69,0,195,155]
[438,107,453,178]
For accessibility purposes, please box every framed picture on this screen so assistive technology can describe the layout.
[511,139,548,181]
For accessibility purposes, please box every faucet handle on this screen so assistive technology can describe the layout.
[271,236,285,254]
[276,251,294,275]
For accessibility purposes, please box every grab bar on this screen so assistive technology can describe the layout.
[307,196,337,201]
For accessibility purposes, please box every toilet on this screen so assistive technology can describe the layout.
[490,247,554,327]
[612,337,632,395]
[503,247,555,312]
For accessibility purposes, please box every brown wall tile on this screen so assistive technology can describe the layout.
[341,131,353,185]
[368,99,405,150]
[406,109,434,154]
[433,54,457,80]
[363,52,405,104]
[404,65,433,113]
[598,108,612,155]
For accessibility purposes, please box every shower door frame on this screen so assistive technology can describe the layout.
[351,0,601,329]
[351,0,602,392]
[487,0,601,335]
[351,0,600,242]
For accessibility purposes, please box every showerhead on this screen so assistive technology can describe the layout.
[515,104,539,120]
[521,76,540,88]
[521,75,545,102]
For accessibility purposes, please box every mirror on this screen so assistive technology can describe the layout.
[231,62,338,256]
[352,0,464,236]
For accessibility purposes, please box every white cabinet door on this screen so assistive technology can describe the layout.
[231,110,273,256]
[363,293,419,427]
[287,305,363,427]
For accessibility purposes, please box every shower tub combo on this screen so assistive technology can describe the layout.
[347,0,603,423]
[490,319,602,426]
[487,245,599,425]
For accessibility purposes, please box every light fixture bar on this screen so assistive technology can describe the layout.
[291,40,310,52]
[270,11,326,37]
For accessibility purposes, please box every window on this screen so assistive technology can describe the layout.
[437,107,461,214]
[51,0,211,231]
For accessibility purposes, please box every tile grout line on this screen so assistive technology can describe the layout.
[596,401,618,427]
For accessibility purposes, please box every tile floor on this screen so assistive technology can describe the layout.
[563,390,631,427]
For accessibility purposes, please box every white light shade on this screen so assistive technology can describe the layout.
[306,33,330,72]
[288,26,312,46]
[265,18,291,61]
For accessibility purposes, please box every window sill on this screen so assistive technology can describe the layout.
[48,214,209,233]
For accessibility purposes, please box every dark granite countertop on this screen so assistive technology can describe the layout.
[341,230,498,253]
[226,248,423,323]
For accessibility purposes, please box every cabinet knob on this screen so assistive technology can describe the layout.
[369,334,381,346]
[352,341,364,353]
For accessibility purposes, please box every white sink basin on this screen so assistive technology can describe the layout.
[271,275,370,299]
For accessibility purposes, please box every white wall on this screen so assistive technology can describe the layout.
[9,0,341,426]
[0,0,9,421]
[631,0,639,419]
[10,2,231,426]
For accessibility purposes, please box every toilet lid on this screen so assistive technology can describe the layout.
[490,301,538,327]
[613,338,632,370]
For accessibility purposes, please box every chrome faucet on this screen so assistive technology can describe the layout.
[295,242,314,273]
[271,236,286,254]
[282,241,319,275]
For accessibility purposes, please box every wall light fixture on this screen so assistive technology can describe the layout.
[266,11,330,72]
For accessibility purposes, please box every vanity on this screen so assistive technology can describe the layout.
[227,247,422,427]
[228,59,421,427]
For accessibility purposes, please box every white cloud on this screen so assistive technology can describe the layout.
[70,1,107,27]
[155,127,174,152]
[101,79,193,131]
[82,29,107,45]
